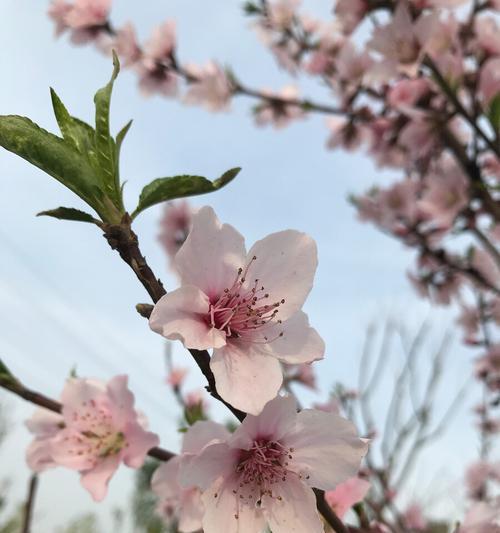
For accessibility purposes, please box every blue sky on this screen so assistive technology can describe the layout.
[0,0,492,530]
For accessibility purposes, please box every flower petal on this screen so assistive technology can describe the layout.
[202,476,266,533]
[151,456,182,500]
[80,454,121,502]
[262,477,323,533]
[105,375,135,428]
[175,206,247,300]
[230,395,297,450]
[179,442,237,491]
[211,342,283,415]
[149,285,226,350]
[283,410,368,491]
[178,488,205,533]
[26,439,56,472]
[245,230,317,321]
[122,421,160,468]
[256,311,325,364]
[182,420,231,454]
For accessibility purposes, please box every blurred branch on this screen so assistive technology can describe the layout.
[21,474,38,533]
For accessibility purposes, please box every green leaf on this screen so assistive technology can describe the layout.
[132,167,241,219]
[50,90,100,167]
[0,115,102,207]
[93,51,121,207]
[488,93,500,131]
[37,207,98,224]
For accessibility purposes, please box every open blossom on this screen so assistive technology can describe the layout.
[26,376,159,501]
[184,62,233,112]
[152,421,230,532]
[150,206,324,414]
[180,396,368,533]
[138,20,178,97]
[325,477,370,518]
[460,500,500,533]
[367,2,438,80]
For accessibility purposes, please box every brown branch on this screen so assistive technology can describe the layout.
[102,217,246,423]
[21,474,38,533]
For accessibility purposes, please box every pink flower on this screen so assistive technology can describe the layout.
[325,477,370,518]
[25,409,64,472]
[334,42,373,91]
[418,158,468,230]
[45,376,159,501]
[403,503,427,530]
[470,248,500,290]
[367,2,438,79]
[479,58,500,107]
[184,62,233,112]
[64,0,111,29]
[152,421,230,532]
[158,201,193,267]
[460,500,500,533]
[254,86,305,129]
[138,20,178,98]
[179,396,368,533]
[150,206,324,414]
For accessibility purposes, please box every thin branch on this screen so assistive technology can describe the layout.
[21,474,38,533]
[102,218,246,423]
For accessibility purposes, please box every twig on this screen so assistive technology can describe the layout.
[21,474,38,533]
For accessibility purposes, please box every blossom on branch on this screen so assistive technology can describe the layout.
[150,206,324,414]
[179,396,368,533]
[26,375,159,501]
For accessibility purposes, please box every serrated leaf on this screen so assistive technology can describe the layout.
[93,51,121,208]
[37,207,98,224]
[0,115,103,208]
[131,167,240,219]
[488,94,500,131]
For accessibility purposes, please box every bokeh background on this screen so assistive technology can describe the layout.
[0,1,483,530]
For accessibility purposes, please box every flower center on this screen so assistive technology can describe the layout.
[208,256,285,342]
[68,400,126,459]
[232,439,294,504]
